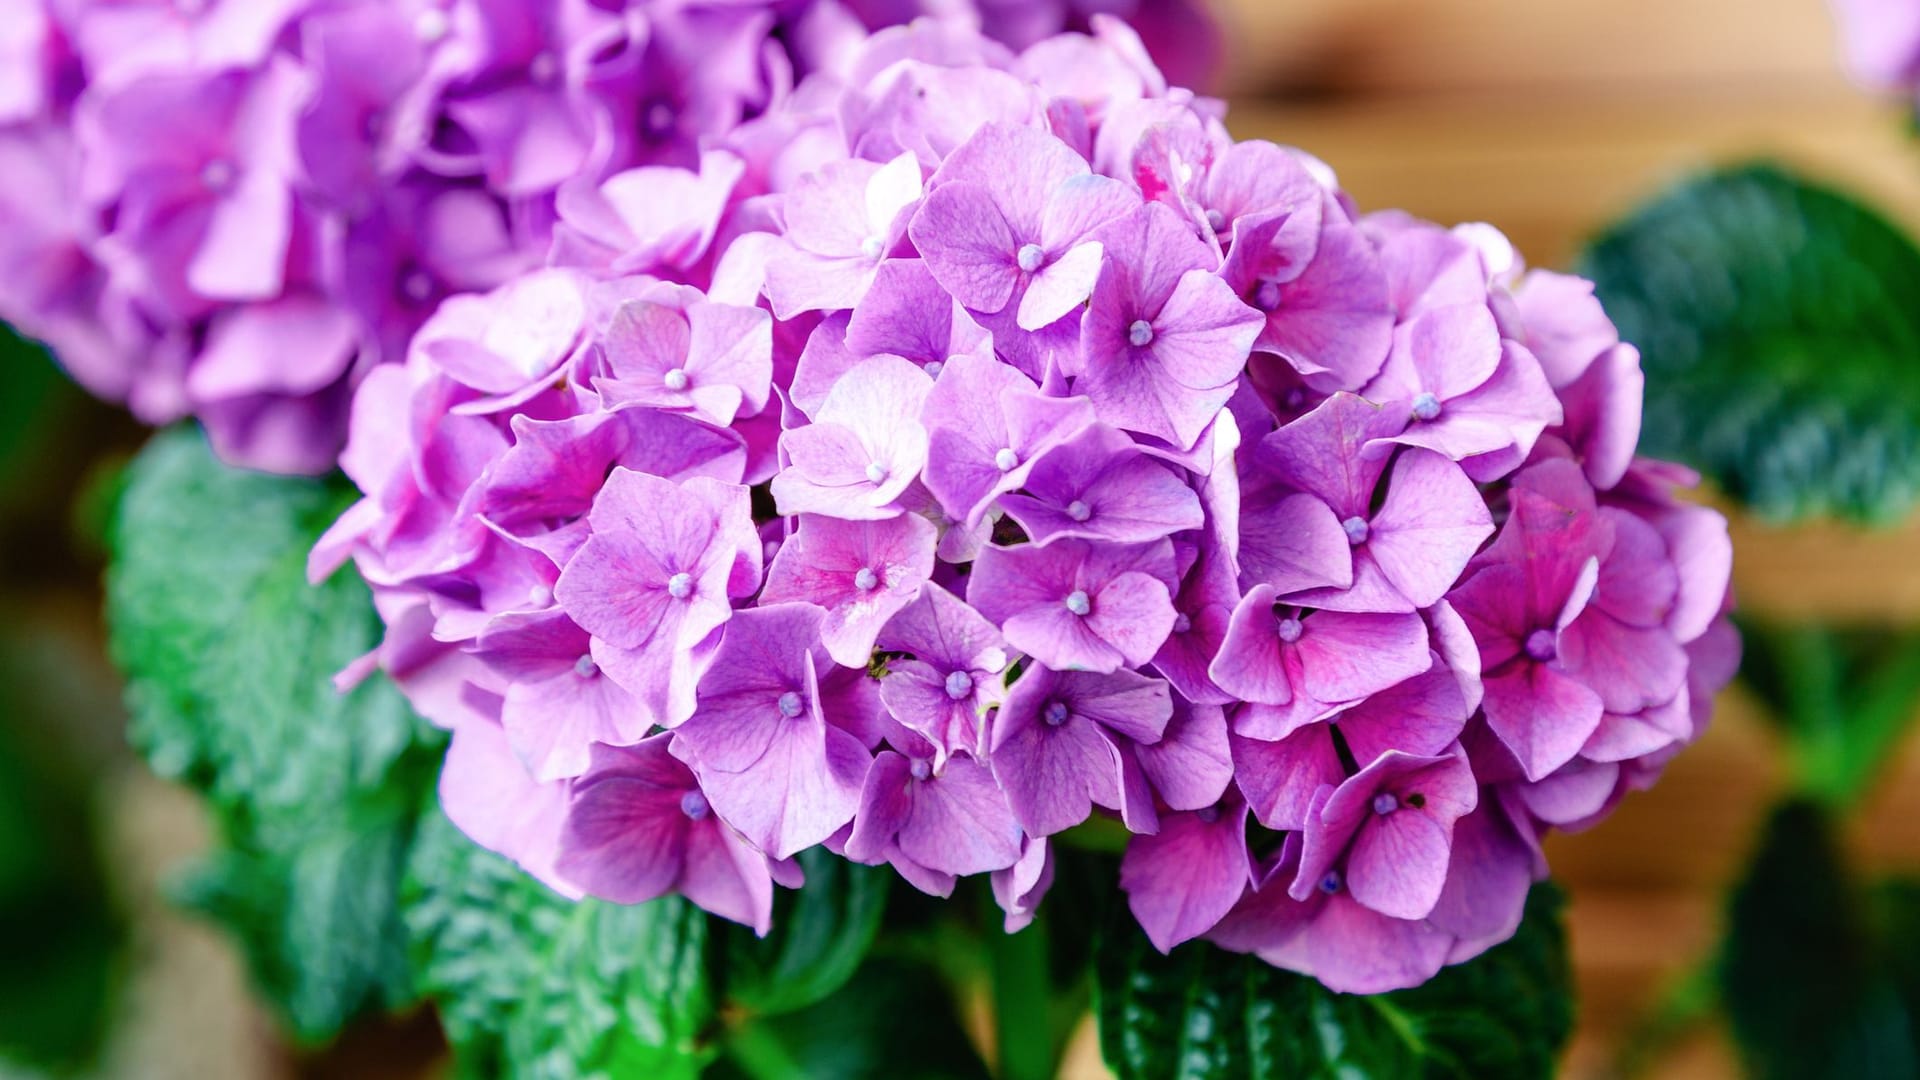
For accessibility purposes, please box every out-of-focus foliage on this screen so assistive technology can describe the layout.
[1721,801,1920,1080]
[1092,884,1573,1080]
[107,427,443,1042]
[1583,164,1920,522]
[403,808,717,1080]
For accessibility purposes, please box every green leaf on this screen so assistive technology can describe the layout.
[1720,800,1919,1080]
[105,426,444,1041]
[1094,883,1572,1080]
[1732,617,1920,805]
[714,957,990,1080]
[1580,163,1920,522]
[716,847,889,1016]
[403,806,718,1079]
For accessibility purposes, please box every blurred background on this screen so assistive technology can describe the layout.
[4,0,1919,1076]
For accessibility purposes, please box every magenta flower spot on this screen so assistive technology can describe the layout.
[911,122,1136,331]
[845,730,1024,894]
[997,422,1203,546]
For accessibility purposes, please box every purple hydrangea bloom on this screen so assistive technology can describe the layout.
[553,468,762,728]
[844,725,1025,895]
[874,583,1010,763]
[759,512,939,668]
[970,537,1179,674]
[1078,202,1264,449]
[6,0,1209,474]
[920,351,1096,526]
[309,16,1738,986]
[558,736,785,934]
[772,355,934,519]
[990,663,1171,836]
[670,603,872,860]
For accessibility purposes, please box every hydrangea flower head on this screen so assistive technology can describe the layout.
[0,0,1215,474]
[317,16,1737,997]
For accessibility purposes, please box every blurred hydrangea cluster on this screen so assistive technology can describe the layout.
[1832,0,1920,93]
[0,0,1214,473]
[309,15,1737,994]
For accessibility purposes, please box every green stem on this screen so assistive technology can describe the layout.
[1607,953,1720,1079]
[989,914,1055,1080]
[723,1014,808,1080]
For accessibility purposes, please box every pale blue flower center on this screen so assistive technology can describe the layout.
[854,567,879,592]
[994,447,1019,471]
[1411,391,1442,422]
[923,360,944,378]
[663,367,689,391]
[667,572,694,600]
[944,669,973,700]
[1172,612,1192,633]
[414,8,450,42]
[528,584,553,607]
[401,268,436,304]
[528,51,558,83]
[909,757,933,781]
[1372,792,1399,815]
[1205,208,1227,234]
[865,462,889,485]
[777,691,805,718]
[1127,320,1155,347]
[680,790,710,820]
[574,654,598,678]
[1341,516,1370,546]
[1252,281,1283,312]
[860,235,886,259]
[1064,590,1092,616]
[1016,243,1045,273]
[1276,616,1304,644]
[199,158,235,192]
[1043,701,1070,727]
[643,101,677,139]
[1318,870,1343,894]
[1525,628,1557,662]
[1066,499,1091,522]
[1196,804,1220,823]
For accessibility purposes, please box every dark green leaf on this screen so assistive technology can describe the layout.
[717,847,889,1016]
[1094,882,1572,1080]
[1721,800,1919,1080]
[714,957,990,1080]
[403,806,717,1080]
[105,427,443,1041]
[0,675,122,1072]
[1580,163,1920,522]
[1875,878,1920,1033]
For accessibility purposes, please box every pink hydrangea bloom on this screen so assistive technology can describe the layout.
[314,14,1736,996]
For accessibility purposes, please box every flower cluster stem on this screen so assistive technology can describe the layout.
[989,913,1056,1080]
